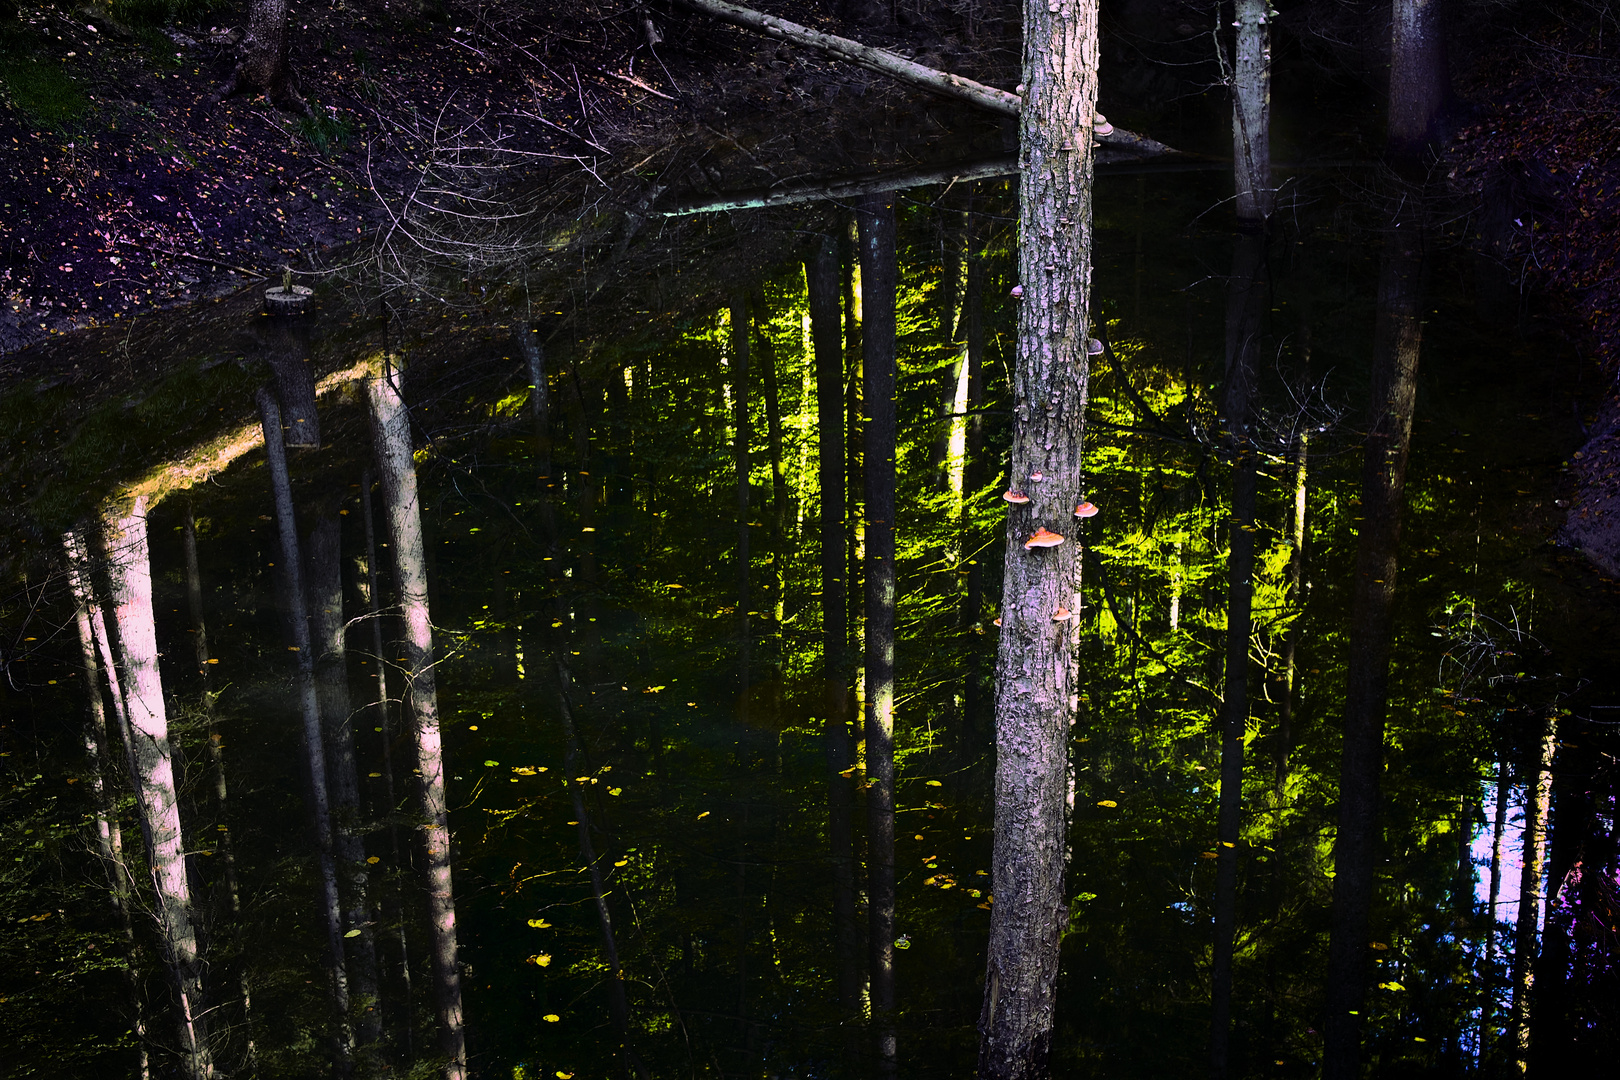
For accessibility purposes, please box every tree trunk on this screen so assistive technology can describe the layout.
[101,498,215,1080]
[360,467,415,1060]
[257,389,355,1065]
[63,529,153,1080]
[731,296,753,727]
[1231,0,1273,224]
[755,307,789,634]
[520,326,561,545]
[222,0,309,113]
[556,661,647,1080]
[1320,223,1426,1080]
[962,223,988,743]
[259,308,320,448]
[1510,714,1557,1074]
[806,233,863,1027]
[1275,427,1308,792]
[856,193,900,1080]
[1388,0,1450,163]
[1482,753,1510,1057]
[307,507,383,1043]
[978,1,1098,1073]
[180,511,258,1069]
[364,360,468,1080]
[1210,221,1267,1078]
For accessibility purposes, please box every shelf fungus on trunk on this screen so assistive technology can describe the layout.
[1023,528,1065,550]
[1074,502,1099,519]
[1003,490,1032,505]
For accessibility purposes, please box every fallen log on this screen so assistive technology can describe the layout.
[672,0,1020,115]
[657,145,1230,217]
[672,0,1182,158]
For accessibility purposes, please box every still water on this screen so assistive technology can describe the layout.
[2,119,1618,1080]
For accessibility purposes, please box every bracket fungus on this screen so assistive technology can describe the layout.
[1074,501,1099,519]
[1052,607,1073,622]
[1024,527,1065,550]
[1003,490,1031,505]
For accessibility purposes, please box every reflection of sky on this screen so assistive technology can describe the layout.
[1472,779,1538,936]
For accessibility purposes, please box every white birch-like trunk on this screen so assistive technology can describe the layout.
[257,388,354,1062]
[365,359,468,1080]
[101,499,214,1080]
[63,529,152,1080]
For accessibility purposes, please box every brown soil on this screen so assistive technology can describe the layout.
[1444,9,1620,577]
[0,1,1021,356]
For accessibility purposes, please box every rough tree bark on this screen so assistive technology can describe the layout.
[365,359,468,1080]
[257,388,354,1065]
[805,233,863,1028]
[978,0,1097,1075]
[1388,0,1450,163]
[1320,221,1427,1080]
[1481,753,1510,1056]
[307,507,383,1044]
[857,193,899,1080]
[220,0,310,113]
[101,498,215,1080]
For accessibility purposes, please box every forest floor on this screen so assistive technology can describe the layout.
[0,0,1018,356]
[1444,11,1620,577]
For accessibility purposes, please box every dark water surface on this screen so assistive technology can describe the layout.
[4,108,1620,1080]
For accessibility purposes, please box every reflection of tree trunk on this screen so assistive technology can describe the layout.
[260,309,320,448]
[978,0,1096,1070]
[257,389,355,1064]
[365,360,468,1080]
[1275,428,1308,791]
[731,296,753,727]
[308,508,383,1044]
[929,209,970,494]
[556,661,648,1080]
[856,193,899,1079]
[1231,0,1272,224]
[806,233,863,1031]
[1510,714,1556,1074]
[1388,0,1450,163]
[1211,224,1267,1079]
[63,530,152,1080]
[1482,754,1510,1056]
[1321,221,1426,1080]
[360,468,414,1060]
[755,308,789,639]
[180,511,257,1068]
[962,228,988,744]
[101,498,215,1080]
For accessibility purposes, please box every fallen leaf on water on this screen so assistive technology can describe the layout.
[926,779,943,787]
[527,919,551,928]
[345,929,362,939]
[366,856,380,865]
[1096,799,1117,808]
[543,1013,560,1022]
[614,860,628,867]
[697,811,710,820]
[528,954,552,967]
[1378,981,1404,991]
[484,760,499,767]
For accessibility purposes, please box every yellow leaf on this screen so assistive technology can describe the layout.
[366,856,381,865]
[368,772,382,778]
[926,779,943,787]
[543,1013,560,1022]
[697,811,710,820]
[1369,941,1390,951]
[527,919,551,928]
[557,1072,574,1078]
[1096,800,1117,808]
[614,860,628,867]
[913,834,925,841]
[345,929,362,938]
[575,776,591,783]
[529,954,552,967]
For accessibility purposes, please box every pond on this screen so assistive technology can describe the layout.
[3,37,1619,1080]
